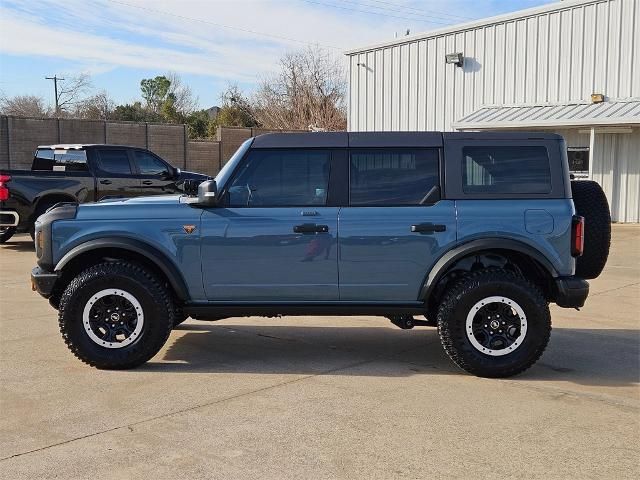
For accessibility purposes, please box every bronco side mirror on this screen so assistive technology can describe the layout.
[197,179,218,207]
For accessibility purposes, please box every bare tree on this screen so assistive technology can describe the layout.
[0,94,50,117]
[253,47,347,131]
[74,91,115,120]
[56,73,92,114]
[166,72,198,115]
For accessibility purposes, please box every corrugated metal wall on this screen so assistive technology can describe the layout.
[592,131,640,222]
[347,0,640,132]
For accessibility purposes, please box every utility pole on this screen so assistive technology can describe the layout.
[45,75,64,116]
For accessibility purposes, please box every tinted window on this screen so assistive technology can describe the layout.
[135,151,169,176]
[32,148,87,172]
[350,149,439,206]
[462,146,551,194]
[98,150,132,175]
[227,150,330,207]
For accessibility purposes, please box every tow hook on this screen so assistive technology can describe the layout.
[388,315,432,330]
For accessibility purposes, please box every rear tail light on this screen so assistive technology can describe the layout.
[0,174,10,201]
[571,215,585,257]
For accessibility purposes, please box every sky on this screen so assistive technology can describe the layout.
[0,0,549,110]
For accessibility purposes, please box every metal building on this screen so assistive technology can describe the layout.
[346,0,640,222]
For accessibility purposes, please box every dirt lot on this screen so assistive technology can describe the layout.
[0,227,638,479]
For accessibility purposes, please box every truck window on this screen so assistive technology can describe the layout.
[349,149,439,206]
[98,149,132,175]
[134,151,169,176]
[462,146,552,194]
[227,149,330,207]
[32,149,88,172]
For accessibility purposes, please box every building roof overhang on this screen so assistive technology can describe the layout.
[453,99,640,130]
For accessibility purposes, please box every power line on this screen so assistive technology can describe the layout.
[352,0,473,21]
[302,0,453,26]
[104,0,342,50]
[340,0,472,23]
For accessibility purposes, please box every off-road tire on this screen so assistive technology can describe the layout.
[571,180,611,279]
[58,262,174,369]
[0,226,16,243]
[173,305,188,327]
[437,269,551,378]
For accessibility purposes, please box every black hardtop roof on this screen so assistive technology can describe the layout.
[251,131,563,149]
[36,144,150,150]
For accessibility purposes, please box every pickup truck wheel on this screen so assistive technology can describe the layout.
[0,226,16,243]
[437,269,551,378]
[58,262,174,369]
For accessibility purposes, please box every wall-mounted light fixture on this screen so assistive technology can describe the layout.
[591,93,605,103]
[445,52,464,67]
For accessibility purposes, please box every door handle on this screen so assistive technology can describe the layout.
[99,179,112,185]
[142,180,153,185]
[293,223,329,234]
[411,223,446,233]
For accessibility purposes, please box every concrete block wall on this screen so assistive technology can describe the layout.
[59,119,105,144]
[3,117,59,169]
[186,141,220,177]
[0,116,306,173]
[106,122,147,148]
[0,116,8,169]
[148,124,186,168]
[218,127,252,166]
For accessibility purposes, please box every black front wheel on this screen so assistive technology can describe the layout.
[0,226,16,243]
[437,269,551,378]
[58,262,175,369]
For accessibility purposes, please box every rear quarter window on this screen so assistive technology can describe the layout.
[462,146,551,194]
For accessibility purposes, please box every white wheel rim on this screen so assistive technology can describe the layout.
[82,288,144,349]
[465,296,527,357]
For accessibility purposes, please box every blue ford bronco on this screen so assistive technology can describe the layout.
[31,132,611,377]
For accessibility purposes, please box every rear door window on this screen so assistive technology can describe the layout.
[462,146,551,194]
[97,149,133,175]
[32,149,88,172]
[349,149,439,205]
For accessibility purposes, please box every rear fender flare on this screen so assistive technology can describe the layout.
[420,238,559,300]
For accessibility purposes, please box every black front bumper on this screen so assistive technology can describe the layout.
[31,266,59,298]
[555,276,589,308]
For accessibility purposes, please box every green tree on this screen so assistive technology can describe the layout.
[112,102,162,122]
[211,85,259,129]
[140,76,171,113]
[186,109,211,139]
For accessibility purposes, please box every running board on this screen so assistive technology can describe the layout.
[184,302,426,320]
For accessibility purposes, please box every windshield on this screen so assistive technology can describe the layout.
[214,138,253,190]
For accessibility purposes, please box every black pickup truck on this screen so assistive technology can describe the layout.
[0,144,208,242]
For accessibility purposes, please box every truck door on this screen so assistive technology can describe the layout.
[94,148,142,199]
[132,150,182,195]
[337,147,457,302]
[200,148,339,301]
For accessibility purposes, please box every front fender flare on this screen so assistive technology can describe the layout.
[419,238,559,300]
[55,237,190,300]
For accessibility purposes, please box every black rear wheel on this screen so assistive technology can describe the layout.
[437,269,551,378]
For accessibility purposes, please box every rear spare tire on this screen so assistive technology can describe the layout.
[571,180,611,279]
